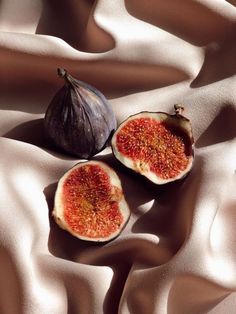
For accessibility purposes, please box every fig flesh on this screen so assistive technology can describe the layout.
[53,161,130,242]
[44,68,117,159]
[111,105,194,184]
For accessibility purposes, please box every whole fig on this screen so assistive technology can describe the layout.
[44,68,117,158]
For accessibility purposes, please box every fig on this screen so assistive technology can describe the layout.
[44,68,117,159]
[53,160,130,242]
[111,105,194,184]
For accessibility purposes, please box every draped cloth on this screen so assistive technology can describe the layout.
[0,1,236,313]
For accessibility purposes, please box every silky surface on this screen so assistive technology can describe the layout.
[0,1,236,313]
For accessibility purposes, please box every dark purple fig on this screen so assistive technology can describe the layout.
[111,105,194,184]
[44,68,117,158]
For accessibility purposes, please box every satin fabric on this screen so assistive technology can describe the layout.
[0,1,236,313]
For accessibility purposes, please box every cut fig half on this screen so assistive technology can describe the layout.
[53,160,130,242]
[111,105,194,184]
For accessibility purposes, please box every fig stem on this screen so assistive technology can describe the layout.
[174,104,184,116]
[57,68,71,85]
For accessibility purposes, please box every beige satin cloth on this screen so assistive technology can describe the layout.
[1,1,236,313]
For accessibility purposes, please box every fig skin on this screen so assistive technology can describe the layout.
[53,160,130,242]
[111,105,194,185]
[44,68,117,159]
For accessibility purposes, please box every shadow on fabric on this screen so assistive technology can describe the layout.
[125,0,233,46]
[196,103,236,148]
[36,0,115,53]
[167,275,231,314]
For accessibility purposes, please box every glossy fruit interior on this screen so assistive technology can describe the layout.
[115,116,191,179]
[62,164,124,239]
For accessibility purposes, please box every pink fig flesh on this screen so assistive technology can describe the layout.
[53,161,130,242]
[112,110,194,184]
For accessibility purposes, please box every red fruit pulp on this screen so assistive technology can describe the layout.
[62,164,123,239]
[116,117,191,179]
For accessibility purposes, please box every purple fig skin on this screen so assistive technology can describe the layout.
[44,68,117,159]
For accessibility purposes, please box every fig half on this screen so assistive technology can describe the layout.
[53,160,130,242]
[111,105,194,184]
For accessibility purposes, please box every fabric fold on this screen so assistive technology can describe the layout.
[1,0,236,313]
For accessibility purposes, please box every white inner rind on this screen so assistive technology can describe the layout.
[53,160,130,242]
[111,112,194,185]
